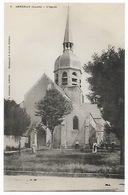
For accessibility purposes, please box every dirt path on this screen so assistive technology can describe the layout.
[4,175,124,192]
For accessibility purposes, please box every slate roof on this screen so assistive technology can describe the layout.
[54,51,81,73]
[81,103,102,119]
[81,103,106,126]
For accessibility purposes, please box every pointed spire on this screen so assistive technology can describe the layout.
[63,6,74,52]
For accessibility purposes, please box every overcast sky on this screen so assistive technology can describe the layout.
[4,2,125,104]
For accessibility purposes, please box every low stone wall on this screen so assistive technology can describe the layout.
[4,135,28,150]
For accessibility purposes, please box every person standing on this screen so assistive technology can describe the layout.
[100,140,104,149]
[111,140,116,152]
[105,141,108,150]
[19,140,21,155]
[75,140,79,150]
[92,142,98,153]
[47,140,51,150]
[32,142,36,154]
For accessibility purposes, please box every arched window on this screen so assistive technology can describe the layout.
[73,116,79,130]
[62,71,68,85]
[72,72,77,85]
[55,74,58,85]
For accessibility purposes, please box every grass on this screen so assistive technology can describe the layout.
[4,149,124,178]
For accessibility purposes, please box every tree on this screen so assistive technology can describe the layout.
[4,99,31,153]
[89,127,97,149]
[103,123,111,144]
[35,88,73,149]
[83,46,124,164]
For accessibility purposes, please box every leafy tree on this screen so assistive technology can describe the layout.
[4,99,31,153]
[35,88,73,149]
[103,123,111,144]
[89,127,97,149]
[83,46,124,164]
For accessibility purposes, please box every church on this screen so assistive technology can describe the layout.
[20,8,105,150]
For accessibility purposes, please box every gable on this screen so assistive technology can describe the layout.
[23,73,71,123]
[24,73,53,100]
[23,74,54,122]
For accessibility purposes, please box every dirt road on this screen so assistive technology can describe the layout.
[4,175,124,192]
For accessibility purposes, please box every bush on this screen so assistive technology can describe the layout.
[6,146,19,151]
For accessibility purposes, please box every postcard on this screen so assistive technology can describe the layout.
[4,1,125,192]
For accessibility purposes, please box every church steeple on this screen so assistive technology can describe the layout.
[63,6,74,52]
[54,5,83,103]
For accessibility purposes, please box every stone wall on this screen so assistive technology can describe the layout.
[4,135,28,150]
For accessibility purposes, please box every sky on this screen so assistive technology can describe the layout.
[4,2,125,104]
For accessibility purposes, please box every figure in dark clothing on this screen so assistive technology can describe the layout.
[111,140,116,152]
[100,140,104,149]
[105,141,108,150]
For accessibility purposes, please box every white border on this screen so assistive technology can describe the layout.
[0,0,127,194]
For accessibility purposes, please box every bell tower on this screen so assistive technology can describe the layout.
[54,7,84,104]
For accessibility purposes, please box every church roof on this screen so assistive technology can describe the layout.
[81,103,102,119]
[54,50,81,72]
[81,103,106,126]
[24,73,71,101]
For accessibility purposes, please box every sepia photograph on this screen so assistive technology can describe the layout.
[3,1,125,192]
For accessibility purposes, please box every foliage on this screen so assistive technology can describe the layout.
[103,123,111,143]
[88,126,97,149]
[4,99,31,139]
[83,46,124,138]
[35,88,73,148]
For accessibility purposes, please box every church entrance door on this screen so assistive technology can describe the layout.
[37,129,46,149]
